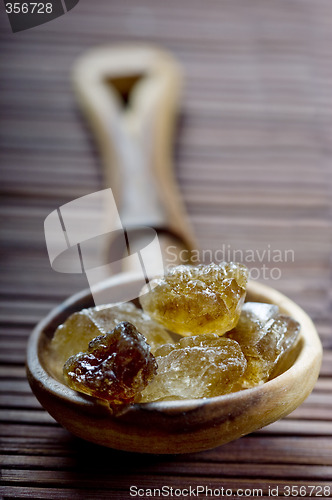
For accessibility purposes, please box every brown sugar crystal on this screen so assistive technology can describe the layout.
[139,262,249,336]
[63,321,157,406]
[138,333,247,402]
[227,302,300,388]
[50,302,173,373]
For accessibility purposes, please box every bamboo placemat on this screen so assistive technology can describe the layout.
[0,0,331,498]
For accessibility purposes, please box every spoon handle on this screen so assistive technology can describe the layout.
[72,44,196,270]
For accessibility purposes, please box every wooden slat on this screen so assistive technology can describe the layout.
[0,489,319,500]
[2,454,332,481]
[1,470,331,496]
[2,462,332,482]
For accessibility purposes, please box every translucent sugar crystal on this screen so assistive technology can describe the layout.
[138,333,247,402]
[139,262,248,336]
[63,321,157,406]
[50,302,173,373]
[227,302,300,387]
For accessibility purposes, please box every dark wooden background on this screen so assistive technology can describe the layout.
[0,0,331,498]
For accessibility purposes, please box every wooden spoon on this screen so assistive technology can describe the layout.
[71,44,197,269]
[27,45,322,453]
[27,276,322,454]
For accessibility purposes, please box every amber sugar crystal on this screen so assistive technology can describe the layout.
[139,262,249,336]
[227,302,300,388]
[50,302,173,371]
[138,333,247,402]
[63,321,157,406]
[57,264,301,405]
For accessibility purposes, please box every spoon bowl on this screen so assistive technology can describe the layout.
[27,275,322,454]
